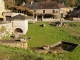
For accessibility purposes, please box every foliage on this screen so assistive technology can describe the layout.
[69,23,77,27]
[15,0,25,6]
[0,26,6,33]
[71,0,77,7]
[0,26,10,40]
[2,31,10,40]
[77,0,80,6]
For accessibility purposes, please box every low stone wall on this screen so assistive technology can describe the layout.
[42,18,60,22]
[28,18,37,22]
[0,40,27,49]
[73,18,80,20]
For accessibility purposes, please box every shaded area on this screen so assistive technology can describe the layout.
[14,28,23,33]
[0,18,3,22]
[61,41,78,51]
[31,41,79,53]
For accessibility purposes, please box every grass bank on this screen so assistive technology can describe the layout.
[27,22,80,48]
[0,22,80,60]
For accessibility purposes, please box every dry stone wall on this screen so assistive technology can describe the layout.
[0,40,27,49]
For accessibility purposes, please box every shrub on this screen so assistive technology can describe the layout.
[69,23,77,27]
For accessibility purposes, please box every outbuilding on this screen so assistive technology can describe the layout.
[11,14,28,34]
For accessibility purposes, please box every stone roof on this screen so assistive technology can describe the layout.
[11,14,26,20]
[24,1,60,9]
[24,2,41,9]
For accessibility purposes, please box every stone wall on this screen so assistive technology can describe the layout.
[0,40,27,49]
[42,18,60,22]
[73,18,80,20]
[28,18,37,22]
[35,9,60,18]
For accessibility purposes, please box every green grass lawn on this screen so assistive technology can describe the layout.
[27,22,80,48]
[0,22,80,60]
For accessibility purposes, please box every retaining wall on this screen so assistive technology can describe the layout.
[73,18,80,20]
[0,40,27,49]
[42,18,60,22]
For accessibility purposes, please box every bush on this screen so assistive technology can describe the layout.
[69,23,77,27]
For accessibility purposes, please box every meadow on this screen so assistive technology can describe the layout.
[27,22,80,48]
[0,22,80,60]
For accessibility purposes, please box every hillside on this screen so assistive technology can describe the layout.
[0,22,80,60]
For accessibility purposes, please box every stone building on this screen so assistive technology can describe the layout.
[0,14,28,39]
[24,1,61,21]
[11,14,28,34]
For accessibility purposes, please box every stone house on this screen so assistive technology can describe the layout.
[24,1,66,21]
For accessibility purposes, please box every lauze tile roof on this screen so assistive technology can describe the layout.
[24,1,63,9]
[11,14,26,20]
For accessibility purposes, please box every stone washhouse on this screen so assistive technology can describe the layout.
[11,14,28,34]
[0,14,28,49]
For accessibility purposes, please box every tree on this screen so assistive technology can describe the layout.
[64,0,71,7]
[71,0,77,7]
[25,0,31,3]
[77,0,80,6]
[15,0,25,6]
[5,0,15,8]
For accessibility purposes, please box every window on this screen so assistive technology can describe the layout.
[34,10,36,13]
[40,5,42,7]
[53,10,57,13]
[43,10,45,13]
[53,10,55,13]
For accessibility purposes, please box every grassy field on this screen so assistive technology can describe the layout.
[27,22,80,48]
[0,22,80,60]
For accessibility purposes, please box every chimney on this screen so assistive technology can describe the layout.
[22,1,25,6]
[62,2,64,5]
[30,0,34,4]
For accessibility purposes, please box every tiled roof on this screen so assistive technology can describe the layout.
[24,1,60,9]
[24,2,41,9]
[11,14,26,20]
[40,1,59,9]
